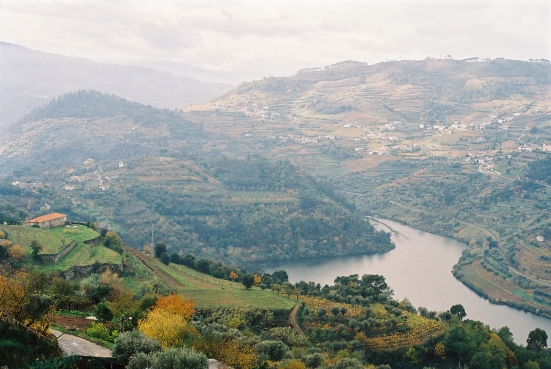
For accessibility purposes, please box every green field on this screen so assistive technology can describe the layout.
[48,225,99,245]
[125,249,296,310]
[0,225,67,254]
[0,224,99,257]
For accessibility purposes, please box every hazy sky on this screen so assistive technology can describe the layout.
[2,0,550,76]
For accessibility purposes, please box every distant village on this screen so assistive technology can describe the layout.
[11,158,126,193]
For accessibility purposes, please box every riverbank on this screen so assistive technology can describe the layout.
[253,218,551,342]
[368,210,551,320]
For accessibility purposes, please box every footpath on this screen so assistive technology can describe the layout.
[50,329,112,357]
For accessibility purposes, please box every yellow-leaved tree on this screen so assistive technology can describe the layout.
[138,293,196,348]
[253,274,262,286]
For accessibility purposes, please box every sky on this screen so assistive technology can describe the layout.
[1,0,550,76]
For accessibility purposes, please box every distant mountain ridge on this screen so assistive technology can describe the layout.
[124,59,265,85]
[0,42,233,129]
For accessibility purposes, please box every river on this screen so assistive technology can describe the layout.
[251,218,551,343]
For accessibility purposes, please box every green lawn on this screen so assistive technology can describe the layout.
[48,225,99,244]
[0,225,67,254]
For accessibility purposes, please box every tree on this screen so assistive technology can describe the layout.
[334,358,364,369]
[96,301,114,322]
[527,328,548,351]
[331,306,341,317]
[127,347,207,369]
[361,274,390,295]
[153,293,195,320]
[256,340,289,361]
[316,307,327,319]
[112,330,162,365]
[450,304,467,320]
[0,270,54,335]
[272,270,289,284]
[254,274,262,286]
[154,243,167,258]
[242,274,255,289]
[160,252,170,265]
[229,271,238,281]
[138,309,197,348]
[30,240,43,258]
[104,231,123,253]
[138,293,196,348]
[304,353,324,368]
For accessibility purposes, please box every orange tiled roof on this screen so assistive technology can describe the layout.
[28,213,66,224]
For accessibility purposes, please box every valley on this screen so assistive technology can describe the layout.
[2,57,551,368]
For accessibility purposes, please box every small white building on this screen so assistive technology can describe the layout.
[118,161,125,168]
[537,236,545,242]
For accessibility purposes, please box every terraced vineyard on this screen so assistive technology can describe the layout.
[298,295,446,351]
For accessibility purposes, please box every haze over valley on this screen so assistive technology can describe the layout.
[1,1,551,368]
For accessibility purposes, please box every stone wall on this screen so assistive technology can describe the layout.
[40,240,77,263]
[62,263,124,279]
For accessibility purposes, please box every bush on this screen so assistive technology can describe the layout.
[256,340,290,361]
[86,322,118,342]
[127,347,207,369]
[112,330,162,365]
[334,358,364,369]
[95,301,114,322]
[304,353,324,368]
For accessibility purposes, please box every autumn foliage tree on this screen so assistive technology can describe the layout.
[0,270,53,335]
[138,293,196,348]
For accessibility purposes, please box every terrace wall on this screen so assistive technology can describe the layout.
[39,240,77,263]
[62,263,123,279]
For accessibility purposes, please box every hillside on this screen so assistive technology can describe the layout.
[0,42,232,129]
[3,59,551,318]
[180,58,551,317]
[0,90,207,171]
[0,154,393,265]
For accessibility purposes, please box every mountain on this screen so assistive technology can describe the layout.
[179,58,551,318]
[0,42,233,129]
[0,91,394,265]
[0,90,207,171]
[123,60,266,85]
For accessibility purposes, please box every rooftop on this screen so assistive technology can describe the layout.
[27,212,67,224]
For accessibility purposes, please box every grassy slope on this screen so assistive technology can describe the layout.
[0,224,119,270]
[40,242,122,272]
[47,225,99,245]
[0,225,67,254]
[124,248,296,310]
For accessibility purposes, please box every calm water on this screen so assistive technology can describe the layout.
[251,218,551,343]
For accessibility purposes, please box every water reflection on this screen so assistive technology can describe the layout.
[250,218,551,343]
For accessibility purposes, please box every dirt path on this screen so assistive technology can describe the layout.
[51,329,112,358]
[288,303,304,336]
[126,248,184,290]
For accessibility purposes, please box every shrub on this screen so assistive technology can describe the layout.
[86,322,118,342]
[112,330,162,365]
[128,347,207,369]
[256,340,290,361]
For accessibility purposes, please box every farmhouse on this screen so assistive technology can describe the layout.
[26,213,67,229]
